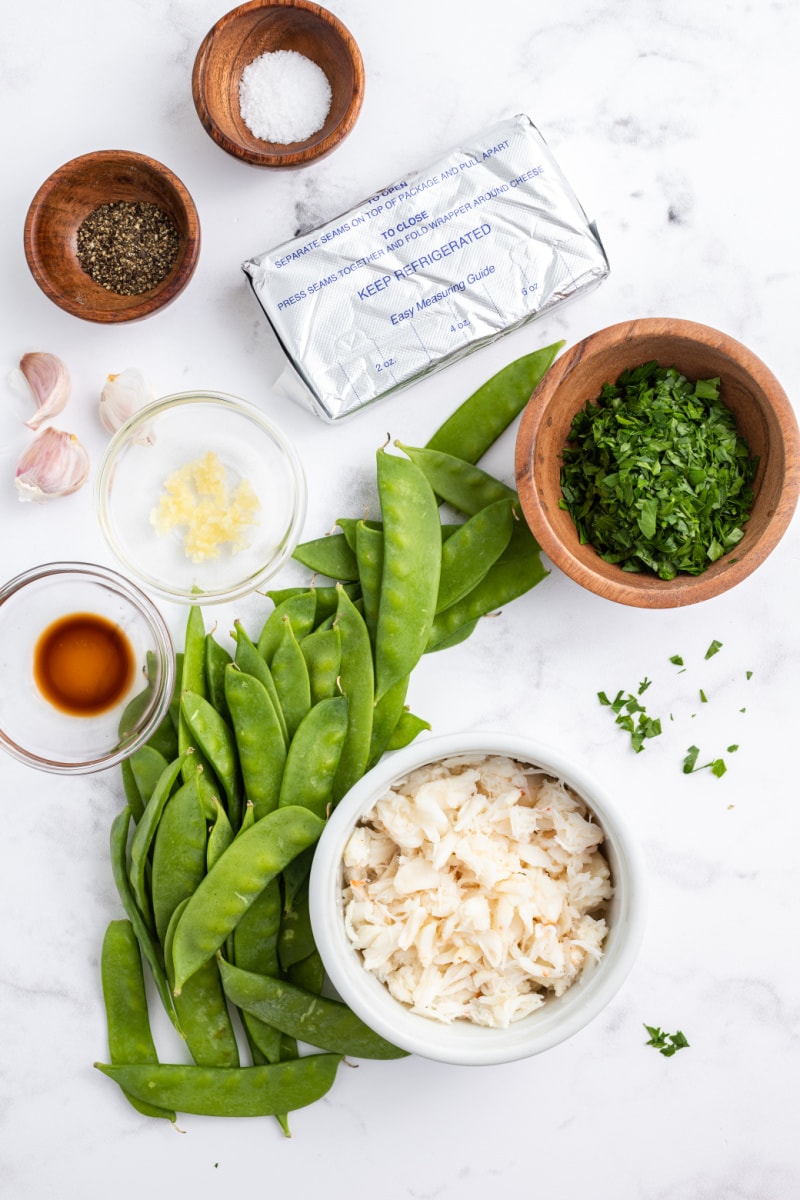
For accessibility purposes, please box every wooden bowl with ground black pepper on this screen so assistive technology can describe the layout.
[23,150,200,323]
[515,318,800,609]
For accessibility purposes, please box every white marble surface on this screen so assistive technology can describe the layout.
[2,1,799,1196]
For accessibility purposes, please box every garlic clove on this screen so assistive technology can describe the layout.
[15,427,90,502]
[16,352,71,430]
[99,368,156,438]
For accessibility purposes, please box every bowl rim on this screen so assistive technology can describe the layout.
[515,317,800,609]
[23,148,201,323]
[192,0,366,168]
[308,730,647,1065]
[94,389,308,606]
[0,560,175,775]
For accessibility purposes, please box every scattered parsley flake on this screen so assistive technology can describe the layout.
[705,639,723,659]
[682,745,700,774]
[699,689,708,703]
[727,744,739,753]
[638,677,652,695]
[669,654,684,666]
[600,685,662,752]
[746,670,753,680]
[644,1024,690,1057]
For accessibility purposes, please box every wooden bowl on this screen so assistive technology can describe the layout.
[24,150,200,324]
[192,0,365,168]
[515,318,800,608]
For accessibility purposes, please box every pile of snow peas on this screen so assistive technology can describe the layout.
[95,340,563,1129]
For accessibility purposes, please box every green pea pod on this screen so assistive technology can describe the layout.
[281,844,315,911]
[397,442,517,516]
[168,651,183,734]
[271,617,312,740]
[219,960,408,1060]
[301,624,341,705]
[278,695,348,818]
[178,607,209,785]
[94,1056,342,1118]
[436,497,514,612]
[205,633,232,723]
[424,341,565,463]
[355,520,384,644]
[164,899,239,1068]
[374,449,441,702]
[425,618,479,653]
[129,752,191,928]
[233,878,283,1069]
[386,709,431,752]
[171,805,324,993]
[233,621,288,745]
[181,690,241,822]
[292,532,359,580]
[256,591,317,663]
[120,758,145,824]
[287,949,325,995]
[150,773,207,944]
[128,744,169,811]
[336,517,381,553]
[100,920,176,1123]
[225,666,287,821]
[278,878,316,973]
[426,519,547,651]
[332,585,374,803]
[109,807,181,1035]
[368,675,409,768]
[206,796,234,872]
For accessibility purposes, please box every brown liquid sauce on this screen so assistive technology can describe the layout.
[33,612,136,716]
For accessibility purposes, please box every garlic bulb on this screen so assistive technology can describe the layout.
[15,427,90,502]
[99,368,155,436]
[11,352,71,430]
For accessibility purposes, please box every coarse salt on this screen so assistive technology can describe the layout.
[239,49,332,144]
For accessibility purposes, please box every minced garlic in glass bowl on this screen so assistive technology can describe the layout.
[95,391,306,605]
[309,733,647,1066]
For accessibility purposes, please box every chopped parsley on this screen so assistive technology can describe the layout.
[705,639,723,659]
[669,654,684,667]
[598,688,662,752]
[683,745,727,777]
[559,363,757,579]
[644,1024,690,1057]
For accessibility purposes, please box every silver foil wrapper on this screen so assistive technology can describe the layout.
[243,114,609,421]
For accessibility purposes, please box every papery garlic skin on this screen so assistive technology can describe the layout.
[99,368,156,437]
[15,427,90,502]
[15,352,71,430]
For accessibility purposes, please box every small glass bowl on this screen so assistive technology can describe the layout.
[0,562,175,775]
[95,391,307,605]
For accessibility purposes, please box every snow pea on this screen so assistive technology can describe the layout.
[128,752,190,929]
[396,442,516,516]
[426,519,547,651]
[205,633,232,723]
[355,519,384,643]
[171,805,324,993]
[277,877,316,973]
[278,695,348,818]
[256,591,317,664]
[292,532,359,581]
[331,585,374,803]
[271,617,311,740]
[287,950,325,995]
[436,497,515,611]
[100,919,175,1123]
[224,665,286,820]
[109,806,181,1035]
[233,621,287,744]
[164,899,239,1068]
[300,624,341,705]
[424,341,564,463]
[128,744,168,815]
[94,1056,342,1118]
[219,960,408,1060]
[150,773,207,944]
[120,759,145,824]
[374,448,441,702]
[386,709,431,752]
[368,675,409,769]
[178,606,211,785]
[181,691,241,822]
[233,878,283,1069]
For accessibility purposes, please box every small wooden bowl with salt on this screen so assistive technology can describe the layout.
[192,0,365,168]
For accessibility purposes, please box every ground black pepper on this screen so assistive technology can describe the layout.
[76,201,180,295]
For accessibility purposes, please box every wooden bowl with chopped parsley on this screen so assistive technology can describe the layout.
[515,318,800,607]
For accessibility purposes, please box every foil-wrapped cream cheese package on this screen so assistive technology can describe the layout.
[243,115,609,421]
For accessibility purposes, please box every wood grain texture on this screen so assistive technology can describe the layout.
[514,318,800,609]
[23,150,201,324]
[192,0,365,168]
